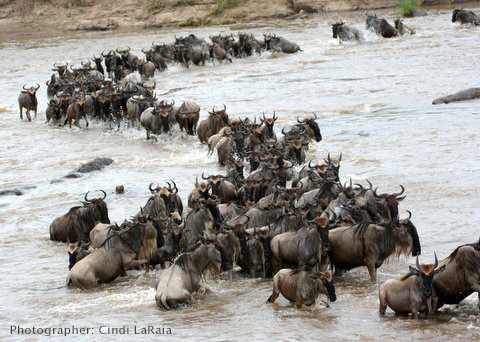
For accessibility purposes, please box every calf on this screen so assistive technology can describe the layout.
[267,269,336,307]
[379,254,445,318]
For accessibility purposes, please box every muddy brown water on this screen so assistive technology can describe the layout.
[0,6,479,341]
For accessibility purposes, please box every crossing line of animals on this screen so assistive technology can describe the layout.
[22,8,480,317]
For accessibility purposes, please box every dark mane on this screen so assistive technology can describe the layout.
[173,253,189,273]
[398,272,416,281]
[400,219,421,256]
[353,221,374,238]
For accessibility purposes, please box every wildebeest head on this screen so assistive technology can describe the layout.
[366,14,378,30]
[260,112,278,137]
[297,113,322,142]
[374,185,406,224]
[452,9,461,22]
[208,104,229,125]
[409,254,445,298]
[202,172,226,197]
[313,216,332,252]
[324,152,342,182]
[332,22,345,38]
[310,271,337,303]
[155,99,175,132]
[22,83,40,96]
[82,190,110,224]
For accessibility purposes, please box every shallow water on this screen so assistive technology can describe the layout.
[0,6,479,341]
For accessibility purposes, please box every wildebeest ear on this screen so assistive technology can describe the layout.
[409,266,420,275]
[434,265,446,275]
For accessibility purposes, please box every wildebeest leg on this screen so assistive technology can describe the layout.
[146,130,150,140]
[366,263,377,282]
[19,105,23,119]
[84,115,89,128]
[26,109,31,122]
[378,288,387,315]
[229,267,234,280]
[272,256,282,275]
[334,266,342,276]
[411,309,419,319]
[34,108,37,118]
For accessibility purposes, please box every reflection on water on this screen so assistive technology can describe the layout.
[0,7,479,341]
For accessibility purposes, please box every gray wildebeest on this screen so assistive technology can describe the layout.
[49,190,110,243]
[155,239,221,309]
[331,22,364,42]
[67,218,157,289]
[379,254,445,319]
[366,14,398,38]
[175,99,200,136]
[140,100,176,139]
[269,35,302,54]
[270,216,332,274]
[267,269,336,308]
[433,238,480,310]
[452,8,480,25]
[329,214,421,282]
[18,83,40,121]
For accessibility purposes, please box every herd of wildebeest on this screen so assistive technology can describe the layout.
[16,8,480,317]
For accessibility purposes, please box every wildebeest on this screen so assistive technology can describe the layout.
[215,229,241,280]
[394,19,416,35]
[209,43,232,63]
[155,239,221,309]
[296,113,322,142]
[67,218,157,289]
[45,99,62,125]
[175,99,200,135]
[140,100,176,139]
[137,59,156,78]
[269,35,302,53]
[267,269,336,307]
[331,22,364,42]
[329,215,421,282]
[197,105,229,143]
[379,254,445,318]
[18,83,40,121]
[65,95,88,128]
[49,191,110,243]
[366,14,398,38]
[433,238,480,309]
[270,216,332,274]
[452,8,480,25]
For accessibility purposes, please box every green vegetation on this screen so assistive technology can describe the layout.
[398,0,417,17]
[180,16,210,27]
[210,0,238,16]
[175,0,192,6]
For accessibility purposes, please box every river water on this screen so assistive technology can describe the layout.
[0,6,479,341]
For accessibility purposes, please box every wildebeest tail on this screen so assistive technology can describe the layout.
[161,292,172,310]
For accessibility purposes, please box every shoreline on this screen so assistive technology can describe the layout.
[0,0,479,43]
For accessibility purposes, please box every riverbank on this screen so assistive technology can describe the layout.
[0,0,478,42]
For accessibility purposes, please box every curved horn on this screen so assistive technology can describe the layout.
[201,172,209,180]
[149,182,157,193]
[367,179,373,190]
[222,104,226,112]
[99,190,107,200]
[34,83,40,89]
[311,112,318,120]
[434,252,438,269]
[406,210,412,220]
[23,84,28,90]
[84,191,91,202]
[416,255,420,270]
[293,180,303,190]
[392,185,405,197]
[297,116,306,124]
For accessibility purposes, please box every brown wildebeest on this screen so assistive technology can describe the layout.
[215,229,241,280]
[433,238,480,310]
[175,99,200,136]
[329,214,421,282]
[18,83,40,121]
[67,218,157,289]
[155,239,221,309]
[201,172,237,203]
[270,216,332,274]
[267,269,336,307]
[259,112,278,141]
[379,254,445,319]
[49,190,110,243]
[197,105,229,143]
[65,95,88,128]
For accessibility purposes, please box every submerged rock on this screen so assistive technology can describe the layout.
[0,185,37,196]
[432,87,480,105]
[62,157,114,179]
